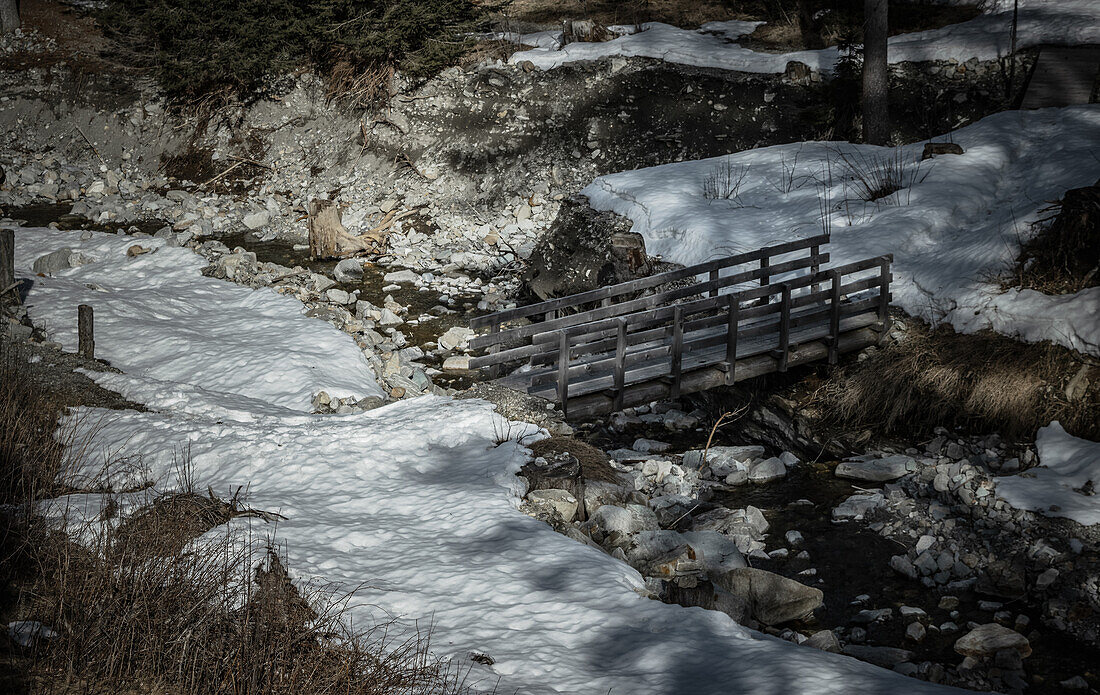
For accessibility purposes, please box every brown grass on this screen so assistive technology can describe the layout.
[811,322,1099,441]
[1010,181,1100,295]
[529,436,623,483]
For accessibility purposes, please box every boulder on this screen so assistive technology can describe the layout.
[804,630,841,652]
[748,457,787,483]
[590,504,658,537]
[842,645,916,668]
[682,445,764,469]
[438,326,475,350]
[714,567,823,625]
[32,247,73,275]
[334,258,364,283]
[692,507,768,554]
[832,492,885,520]
[835,454,915,482]
[954,624,1031,658]
[527,489,579,522]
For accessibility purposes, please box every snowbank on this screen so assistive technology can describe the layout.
[10,227,964,693]
[11,228,384,415]
[510,1,1100,73]
[997,423,1100,526]
[580,106,1100,356]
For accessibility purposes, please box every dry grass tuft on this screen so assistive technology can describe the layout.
[529,436,623,483]
[812,322,1099,441]
[1011,180,1100,295]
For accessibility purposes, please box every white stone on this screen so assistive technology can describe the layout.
[383,269,419,284]
[527,489,579,522]
[748,457,786,483]
[832,492,885,520]
[242,210,271,229]
[442,355,470,371]
[835,454,915,482]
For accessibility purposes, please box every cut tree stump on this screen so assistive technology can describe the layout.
[307,199,388,260]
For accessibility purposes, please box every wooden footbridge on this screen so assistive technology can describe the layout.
[469,235,891,420]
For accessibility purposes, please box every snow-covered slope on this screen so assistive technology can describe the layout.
[997,422,1100,526]
[10,226,963,694]
[581,106,1100,356]
[14,228,384,415]
[511,0,1100,73]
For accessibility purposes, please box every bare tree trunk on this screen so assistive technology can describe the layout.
[0,0,19,34]
[862,0,889,145]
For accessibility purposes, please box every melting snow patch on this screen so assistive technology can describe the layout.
[996,422,1100,526]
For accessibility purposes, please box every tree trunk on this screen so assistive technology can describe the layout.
[308,199,371,260]
[0,0,20,34]
[862,0,889,145]
[797,0,824,50]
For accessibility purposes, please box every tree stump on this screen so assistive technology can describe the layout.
[308,199,371,260]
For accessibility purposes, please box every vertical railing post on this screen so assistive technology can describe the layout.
[488,323,501,379]
[810,243,821,294]
[613,318,627,412]
[0,229,15,307]
[759,256,770,287]
[78,304,95,359]
[709,269,719,297]
[725,294,739,385]
[878,255,892,330]
[670,306,683,398]
[557,330,570,418]
[828,269,842,365]
[777,284,791,372]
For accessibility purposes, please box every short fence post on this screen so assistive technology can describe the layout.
[759,256,770,287]
[878,256,892,330]
[670,306,683,398]
[828,269,842,365]
[709,269,719,297]
[78,304,94,359]
[810,243,821,294]
[0,229,15,306]
[613,319,627,412]
[777,284,791,372]
[725,294,739,385]
[557,330,570,418]
[487,324,501,379]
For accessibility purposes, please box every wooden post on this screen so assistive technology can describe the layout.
[828,269,842,365]
[709,269,719,297]
[613,319,627,412]
[878,256,892,330]
[557,331,570,418]
[670,306,683,398]
[725,294,739,385]
[777,284,791,372]
[0,228,14,306]
[308,199,372,260]
[759,256,770,286]
[545,309,556,322]
[487,324,501,379]
[810,243,821,294]
[78,304,94,359]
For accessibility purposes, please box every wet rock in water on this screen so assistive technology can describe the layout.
[954,623,1032,658]
[803,629,841,652]
[832,492,885,520]
[527,489,580,522]
[590,504,659,538]
[692,506,768,554]
[333,258,364,282]
[834,454,915,482]
[748,457,786,483]
[842,645,916,668]
[714,567,823,625]
[383,269,419,284]
[682,445,764,469]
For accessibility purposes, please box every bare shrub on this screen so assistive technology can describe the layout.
[834,146,931,206]
[812,321,1099,441]
[768,146,813,194]
[702,157,751,205]
[529,435,623,483]
[1011,181,1100,295]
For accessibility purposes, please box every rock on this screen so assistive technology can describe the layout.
[748,456,786,483]
[906,622,927,642]
[438,326,475,350]
[125,244,149,257]
[692,507,768,554]
[914,534,936,554]
[804,629,841,652]
[921,142,965,160]
[326,288,351,305]
[527,489,579,522]
[334,258,364,283]
[714,567,823,625]
[785,530,803,546]
[383,269,419,284]
[633,438,671,453]
[442,355,470,371]
[590,504,658,537]
[378,308,403,326]
[834,454,914,482]
[32,247,73,275]
[1060,676,1089,691]
[954,624,1032,658]
[842,645,916,668]
[242,210,271,229]
[682,445,764,469]
[832,492,884,520]
[890,554,918,579]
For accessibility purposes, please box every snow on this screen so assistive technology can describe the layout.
[996,422,1100,526]
[11,228,384,415]
[580,106,1100,356]
[8,226,964,693]
[510,1,1100,73]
